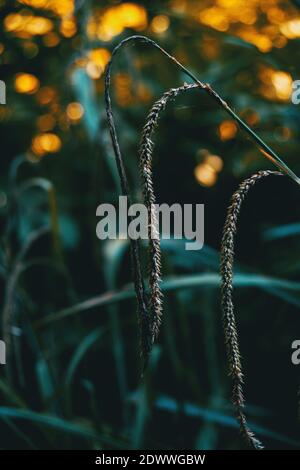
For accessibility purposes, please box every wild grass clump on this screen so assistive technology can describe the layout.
[105,35,299,368]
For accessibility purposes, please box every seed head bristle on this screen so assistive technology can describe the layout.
[220,170,282,449]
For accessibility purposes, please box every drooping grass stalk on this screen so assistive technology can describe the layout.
[220,170,282,449]
[105,35,300,185]
[139,83,199,344]
[105,35,299,365]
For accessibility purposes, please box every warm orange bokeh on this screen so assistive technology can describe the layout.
[87,3,147,41]
[219,120,238,141]
[66,102,84,122]
[31,132,62,156]
[194,162,218,187]
[15,73,40,94]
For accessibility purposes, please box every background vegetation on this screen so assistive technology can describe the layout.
[1,0,300,449]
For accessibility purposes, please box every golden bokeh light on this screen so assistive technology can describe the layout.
[66,102,84,121]
[199,7,229,32]
[194,0,299,54]
[18,0,49,7]
[8,0,300,63]
[274,126,292,142]
[201,35,219,59]
[114,72,133,107]
[5,13,53,37]
[22,41,39,58]
[242,109,260,126]
[151,15,170,34]
[43,32,60,47]
[60,17,77,38]
[271,70,292,100]
[136,83,152,103]
[194,163,218,187]
[36,86,56,105]
[31,133,62,155]
[15,73,40,94]
[36,114,56,132]
[86,62,102,79]
[89,48,111,68]
[170,0,187,14]
[205,154,224,172]
[219,120,238,141]
[259,66,292,101]
[236,27,273,52]
[87,3,147,42]
[118,3,147,29]
[86,48,111,79]
[280,19,300,39]
[18,0,74,18]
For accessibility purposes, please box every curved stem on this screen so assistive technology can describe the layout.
[104,34,300,366]
[105,35,300,185]
[220,170,282,449]
[139,83,200,343]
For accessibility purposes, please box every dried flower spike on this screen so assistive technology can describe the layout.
[220,170,282,449]
[105,34,298,366]
[139,83,199,344]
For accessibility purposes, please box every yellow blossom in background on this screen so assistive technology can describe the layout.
[15,73,40,94]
